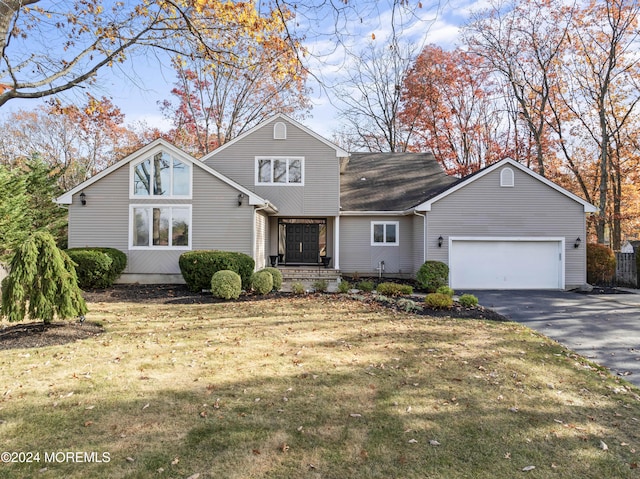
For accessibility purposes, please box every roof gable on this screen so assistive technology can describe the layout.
[55,139,273,208]
[200,113,350,161]
[414,158,597,213]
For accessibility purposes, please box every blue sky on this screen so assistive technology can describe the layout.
[2,0,486,138]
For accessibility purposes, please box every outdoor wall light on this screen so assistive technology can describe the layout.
[438,236,443,248]
[80,192,87,206]
[574,237,581,248]
[238,193,245,206]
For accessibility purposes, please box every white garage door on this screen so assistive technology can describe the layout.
[450,238,563,290]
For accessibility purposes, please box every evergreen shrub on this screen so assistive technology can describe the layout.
[416,261,449,292]
[179,250,255,292]
[435,285,455,296]
[210,270,242,300]
[458,294,479,308]
[259,267,282,291]
[251,270,274,295]
[66,247,127,288]
[424,292,453,309]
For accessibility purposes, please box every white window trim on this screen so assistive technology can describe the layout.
[129,154,193,199]
[129,204,193,250]
[500,167,514,187]
[371,221,399,246]
[255,156,305,186]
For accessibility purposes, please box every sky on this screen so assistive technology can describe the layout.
[2,0,488,139]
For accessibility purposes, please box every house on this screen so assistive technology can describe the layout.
[56,114,597,290]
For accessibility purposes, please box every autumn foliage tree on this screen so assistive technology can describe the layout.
[401,45,508,175]
[159,3,309,156]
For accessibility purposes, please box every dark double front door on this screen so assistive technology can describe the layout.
[285,223,320,264]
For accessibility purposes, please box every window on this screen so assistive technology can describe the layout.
[256,157,304,185]
[132,152,191,197]
[500,167,514,187]
[131,206,191,249]
[371,221,399,246]
[273,121,287,139]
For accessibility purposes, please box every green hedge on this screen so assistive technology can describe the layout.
[424,292,453,309]
[251,270,274,295]
[66,247,127,289]
[259,267,283,291]
[179,250,255,292]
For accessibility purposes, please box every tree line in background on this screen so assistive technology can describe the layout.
[0,0,638,254]
[338,0,640,250]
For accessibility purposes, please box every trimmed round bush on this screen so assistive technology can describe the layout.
[416,261,449,292]
[458,294,479,308]
[66,247,127,289]
[210,270,242,300]
[259,267,283,291]
[436,285,455,297]
[424,292,453,309]
[179,250,255,292]
[376,282,414,296]
[251,270,274,295]
[586,243,616,285]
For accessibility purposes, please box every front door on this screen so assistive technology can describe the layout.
[285,224,320,264]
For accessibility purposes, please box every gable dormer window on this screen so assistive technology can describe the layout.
[500,167,514,187]
[273,121,287,140]
[132,152,191,198]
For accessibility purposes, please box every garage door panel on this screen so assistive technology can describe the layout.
[450,240,562,290]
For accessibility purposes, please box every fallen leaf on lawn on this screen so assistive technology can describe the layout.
[350,413,362,418]
[360,449,369,459]
[522,465,535,471]
[600,440,609,451]
[186,474,200,479]
[408,439,418,444]
[84,421,93,427]
[509,407,519,413]
[406,406,412,413]
[281,443,290,453]
[171,457,179,465]
[252,449,261,455]
[504,452,511,459]
[429,440,441,446]
[199,411,207,418]
[126,457,135,463]
[142,403,149,410]
[85,405,95,410]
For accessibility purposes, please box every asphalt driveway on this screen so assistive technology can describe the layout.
[467,290,640,387]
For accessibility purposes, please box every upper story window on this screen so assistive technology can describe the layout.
[256,156,304,185]
[500,167,514,187]
[371,221,399,246]
[132,152,191,198]
[273,121,287,139]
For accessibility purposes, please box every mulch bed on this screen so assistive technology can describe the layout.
[1,284,506,351]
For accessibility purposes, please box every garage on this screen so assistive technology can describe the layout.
[449,238,564,290]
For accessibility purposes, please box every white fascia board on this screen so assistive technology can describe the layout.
[200,113,350,161]
[414,158,597,213]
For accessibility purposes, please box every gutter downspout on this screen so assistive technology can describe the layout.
[413,210,426,266]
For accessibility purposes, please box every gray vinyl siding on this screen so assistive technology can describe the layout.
[205,118,340,217]
[67,158,256,276]
[412,214,426,273]
[424,166,587,287]
[340,216,415,275]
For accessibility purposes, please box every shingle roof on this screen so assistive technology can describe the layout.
[340,152,457,211]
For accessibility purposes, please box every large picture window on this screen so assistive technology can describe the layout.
[131,206,191,249]
[371,221,399,246]
[256,157,303,185]
[132,152,191,197]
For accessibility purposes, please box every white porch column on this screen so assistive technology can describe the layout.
[334,215,340,269]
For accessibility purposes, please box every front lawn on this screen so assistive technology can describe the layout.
[1,294,639,478]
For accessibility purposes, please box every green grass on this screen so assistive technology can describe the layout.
[1,295,640,478]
